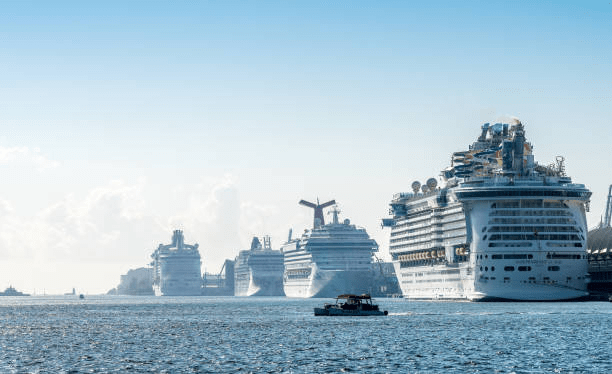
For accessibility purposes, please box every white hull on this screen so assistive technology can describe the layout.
[153,281,201,296]
[284,265,374,298]
[235,270,284,297]
[393,259,588,301]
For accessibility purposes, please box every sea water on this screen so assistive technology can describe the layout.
[1,296,611,373]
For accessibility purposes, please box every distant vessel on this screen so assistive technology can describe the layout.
[0,286,29,296]
[282,200,379,298]
[234,236,285,296]
[151,230,202,296]
[383,120,591,301]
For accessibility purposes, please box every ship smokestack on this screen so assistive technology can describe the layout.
[513,122,525,175]
[299,198,336,228]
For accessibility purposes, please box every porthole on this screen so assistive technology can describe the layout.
[485,267,488,271]
[491,266,495,271]
[480,266,483,271]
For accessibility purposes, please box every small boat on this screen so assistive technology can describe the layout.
[314,294,388,316]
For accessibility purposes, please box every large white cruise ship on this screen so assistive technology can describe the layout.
[282,200,379,298]
[382,121,592,301]
[234,236,285,296]
[151,230,202,296]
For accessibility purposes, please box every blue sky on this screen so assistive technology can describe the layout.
[1,1,611,293]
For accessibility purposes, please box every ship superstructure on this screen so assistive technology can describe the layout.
[383,121,591,301]
[234,236,285,296]
[151,230,202,296]
[282,200,379,298]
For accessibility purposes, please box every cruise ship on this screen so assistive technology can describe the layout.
[282,199,379,298]
[151,230,202,296]
[234,236,285,296]
[382,121,591,301]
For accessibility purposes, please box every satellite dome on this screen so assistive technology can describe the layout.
[421,185,429,193]
[411,181,421,193]
[426,178,438,190]
[344,219,350,225]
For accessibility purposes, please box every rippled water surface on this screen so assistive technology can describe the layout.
[1,296,612,373]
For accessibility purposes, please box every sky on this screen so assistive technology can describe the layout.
[1,1,611,294]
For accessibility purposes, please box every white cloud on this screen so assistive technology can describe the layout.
[0,175,292,293]
[0,146,59,170]
[0,180,162,263]
[167,175,243,271]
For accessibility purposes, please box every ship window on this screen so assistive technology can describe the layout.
[504,266,515,271]
[504,277,510,283]
[548,266,560,271]
[491,254,502,259]
[485,267,488,271]
[491,266,495,271]
[546,253,582,260]
[480,266,483,271]
[504,254,528,259]
[482,227,487,233]
[518,266,531,271]
[482,235,487,241]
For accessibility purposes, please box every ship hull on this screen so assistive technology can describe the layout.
[284,266,375,298]
[393,261,588,301]
[235,270,285,297]
[153,281,201,296]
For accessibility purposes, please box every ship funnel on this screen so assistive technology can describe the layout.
[299,198,336,228]
[171,230,184,248]
[250,236,262,250]
[512,122,525,175]
[411,181,421,194]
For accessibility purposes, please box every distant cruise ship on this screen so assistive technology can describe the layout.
[382,121,591,301]
[151,230,202,296]
[282,200,379,298]
[234,236,285,296]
